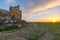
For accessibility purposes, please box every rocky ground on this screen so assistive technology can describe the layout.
[0,24,53,40]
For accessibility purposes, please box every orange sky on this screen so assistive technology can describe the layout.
[29,17,60,22]
[37,18,60,22]
[22,0,60,22]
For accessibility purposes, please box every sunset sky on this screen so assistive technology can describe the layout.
[0,0,60,22]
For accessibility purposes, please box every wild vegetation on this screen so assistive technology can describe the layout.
[31,22,60,40]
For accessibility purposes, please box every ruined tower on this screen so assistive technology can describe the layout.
[9,5,22,20]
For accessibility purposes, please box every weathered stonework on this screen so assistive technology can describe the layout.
[0,5,23,27]
[0,5,22,21]
[9,5,22,20]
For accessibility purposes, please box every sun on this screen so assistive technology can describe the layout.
[51,19,57,22]
[49,18,58,22]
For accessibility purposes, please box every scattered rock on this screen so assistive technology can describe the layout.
[0,23,54,40]
[38,30,53,40]
[18,25,21,27]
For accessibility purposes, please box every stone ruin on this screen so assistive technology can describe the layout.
[0,5,27,28]
[5,5,22,22]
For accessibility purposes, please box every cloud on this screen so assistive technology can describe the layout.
[28,0,60,13]
[5,0,15,4]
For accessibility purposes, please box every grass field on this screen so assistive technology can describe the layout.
[31,22,60,40]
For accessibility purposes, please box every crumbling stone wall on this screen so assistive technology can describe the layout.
[0,5,22,25]
[9,5,22,20]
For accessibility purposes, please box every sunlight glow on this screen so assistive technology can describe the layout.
[51,19,57,22]
[49,18,58,22]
